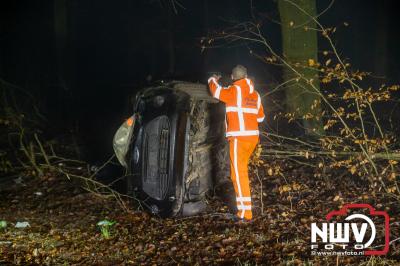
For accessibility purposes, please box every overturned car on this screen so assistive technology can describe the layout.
[113,81,231,217]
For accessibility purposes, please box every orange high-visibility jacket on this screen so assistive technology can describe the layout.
[208,77,265,137]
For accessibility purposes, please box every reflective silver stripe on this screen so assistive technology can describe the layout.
[226,107,258,114]
[245,78,254,94]
[236,197,251,202]
[233,138,245,219]
[208,77,222,99]
[214,85,222,99]
[234,85,245,131]
[237,205,252,210]
[257,117,265,123]
[226,130,259,137]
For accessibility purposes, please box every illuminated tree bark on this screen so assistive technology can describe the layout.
[278,0,324,137]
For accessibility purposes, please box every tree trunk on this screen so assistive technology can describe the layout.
[54,0,68,90]
[374,1,388,78]
[202,0,209,71]
[0,16,3,77]
[278,0,324,137]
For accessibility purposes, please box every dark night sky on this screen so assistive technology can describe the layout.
[0,0,399,161]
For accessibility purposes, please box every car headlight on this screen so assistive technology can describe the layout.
[113,116,135,167]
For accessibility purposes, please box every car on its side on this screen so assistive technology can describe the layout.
[113,81,231,217]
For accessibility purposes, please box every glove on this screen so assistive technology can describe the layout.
[212,73,221,81]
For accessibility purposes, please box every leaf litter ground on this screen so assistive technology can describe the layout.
[0,163,399,265]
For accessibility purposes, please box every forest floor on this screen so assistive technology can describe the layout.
[0,164,399,265]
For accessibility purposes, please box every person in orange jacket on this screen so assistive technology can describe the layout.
[208,65,265,221]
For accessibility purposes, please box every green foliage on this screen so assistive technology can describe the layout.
[97,220,116,239]
[0,220,7,230]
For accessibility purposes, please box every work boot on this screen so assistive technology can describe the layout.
[222,213,252,224]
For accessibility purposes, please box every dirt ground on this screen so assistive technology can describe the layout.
[0,166,399,265]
